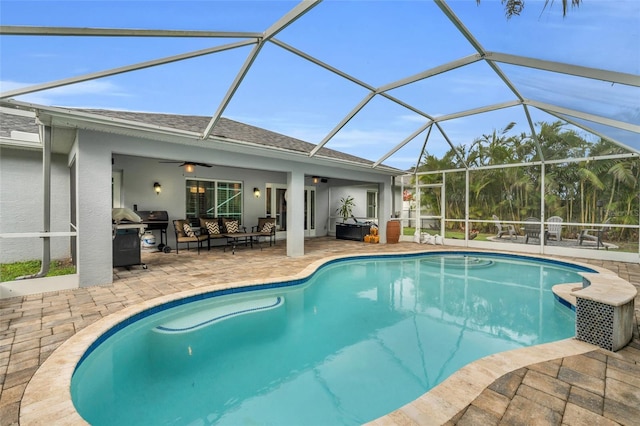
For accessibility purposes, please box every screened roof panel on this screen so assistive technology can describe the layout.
[276,1,477,87]
[519,107,602,162]
[5,43,252,113]
[557,115,640,153]
[324,95,426,163]
[501,64,640,125]
[2,35,244,85]
[422,127,454,160]
[447,0,640,75]
[0,1,293,32]
[387,61,517,118]
[225,43,368,144]
[382,127,433,172]
[0,0,638,171]
[435,106,541,166]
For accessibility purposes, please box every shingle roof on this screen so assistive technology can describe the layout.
[0,112,38,138]
[76,109,393,168]
[2,108,400,171]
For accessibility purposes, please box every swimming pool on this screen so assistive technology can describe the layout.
[71,252,594,425]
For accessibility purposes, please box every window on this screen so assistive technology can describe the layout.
[367,191,377,219]
[186,179,242,224]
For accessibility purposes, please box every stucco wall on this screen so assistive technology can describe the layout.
[0,147,71,263]
[4,126,395,287]
[112,154,295,248]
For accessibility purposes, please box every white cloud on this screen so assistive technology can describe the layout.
[397,114,428,124]
[329,128,411,149]
[0,79,130,106]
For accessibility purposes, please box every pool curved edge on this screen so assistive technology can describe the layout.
[365,338,597,426]
[20,249,610,426]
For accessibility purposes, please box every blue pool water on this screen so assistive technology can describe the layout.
[72,253,593,425]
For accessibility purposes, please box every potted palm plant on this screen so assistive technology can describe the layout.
[336,196,355,222]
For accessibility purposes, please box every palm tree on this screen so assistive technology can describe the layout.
[476,0,581,19]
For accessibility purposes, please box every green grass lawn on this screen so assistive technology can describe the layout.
[403,227,638,252]
[1,259,76,282]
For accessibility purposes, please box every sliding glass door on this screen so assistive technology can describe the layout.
[266,184,315,236]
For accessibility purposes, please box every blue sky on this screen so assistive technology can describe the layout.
[1,0,638,169]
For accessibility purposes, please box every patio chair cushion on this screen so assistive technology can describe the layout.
[225,220,239,233]
[206,221,220,235]
[183,223,196,237]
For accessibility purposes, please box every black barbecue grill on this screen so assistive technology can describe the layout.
[135,210,171,253]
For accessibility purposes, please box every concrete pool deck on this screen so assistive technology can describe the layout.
[1,237,638,425]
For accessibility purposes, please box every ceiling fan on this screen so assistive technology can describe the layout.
[159,160,212,173]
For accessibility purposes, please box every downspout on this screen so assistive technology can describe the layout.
[17,124,51,279]
[391,176,396,218]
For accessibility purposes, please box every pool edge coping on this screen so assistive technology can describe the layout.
[365,338,599,425]
[19,248,613,425]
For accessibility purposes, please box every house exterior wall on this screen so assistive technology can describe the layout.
[112,154,392,247]
[330,186,379,224]
[3,125,396,288]
[111,154,294,248]
[0,147,71,263]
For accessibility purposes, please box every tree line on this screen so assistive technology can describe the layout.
[413,121,639,241]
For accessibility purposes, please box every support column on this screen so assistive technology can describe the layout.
[378,177,393,243]
[286,170,304,257]
[76,132,114,287]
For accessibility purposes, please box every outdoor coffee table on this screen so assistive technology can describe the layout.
[223,232,263,254]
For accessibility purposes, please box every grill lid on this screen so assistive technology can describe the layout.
[135,210,169,222]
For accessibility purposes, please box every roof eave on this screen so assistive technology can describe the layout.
[2,100,401,175]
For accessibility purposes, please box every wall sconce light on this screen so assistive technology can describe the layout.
[253,187,261,198]
[154,182,162,195]
[312,176,319,184]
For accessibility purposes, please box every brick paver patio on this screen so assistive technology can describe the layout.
[1,238,638,425]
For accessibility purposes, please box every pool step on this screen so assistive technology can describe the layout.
[153,296,285,334]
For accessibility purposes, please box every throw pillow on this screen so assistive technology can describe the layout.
[183,223,196,237]
[225,220,239,234]
[261,222,275,233]
[206,221,220,235]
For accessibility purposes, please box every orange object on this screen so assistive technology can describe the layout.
[370,235,380,243]
[364,235,371,243]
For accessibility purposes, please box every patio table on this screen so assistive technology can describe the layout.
[223,232,263,254]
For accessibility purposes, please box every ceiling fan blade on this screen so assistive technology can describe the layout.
[158,160,212,167]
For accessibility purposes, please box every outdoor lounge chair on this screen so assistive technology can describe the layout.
[173,219,209,254]
[524,217,547,244]
[546,216,563,241]
[492,215,517,239]
[251,217,277,246]
[579,219,611,250]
